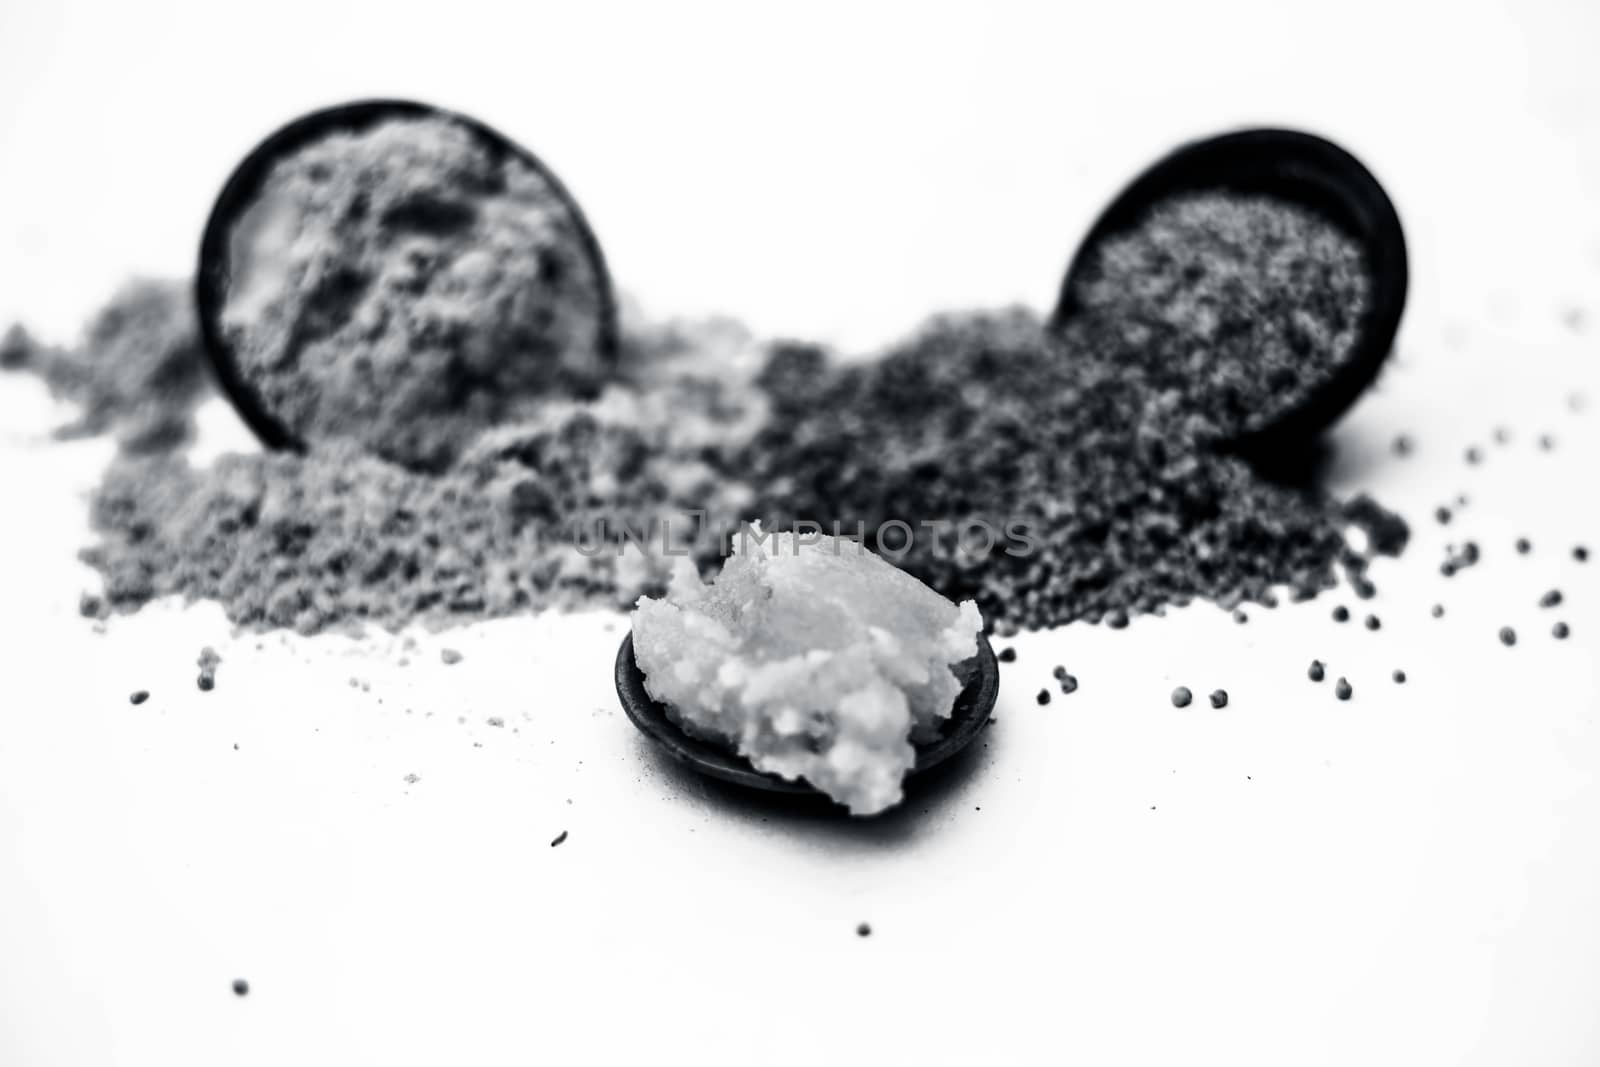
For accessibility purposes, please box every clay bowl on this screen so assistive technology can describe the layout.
[614,631,1000,801]
[1053,127,1408,457]
[194,98,618,452]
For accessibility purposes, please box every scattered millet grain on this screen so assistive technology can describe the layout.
[1392,434,1414,457]
[1431,604,1445,618]
[1392,669,1407,684]
[1499,627,1517,647]
[1553,622,1570,639]
[232,980,249,997]
[1435,507,1452,525]
[1171,687,1193,708]
[197,670,215,692]
[1516,538,1531,554]
[856,923,872,938]
[1575,546,1589,563]
[1051,665,1067,679]
[1442,542,1481,577]
[1334,677,1353,700]
[1209,689,1228,709]
[1059,674,1079,694]
[129,690,149,705]
[1345,495,1410,556]
[1539,589,1563,608]
[551,830,568,847]
[1465,447,1482,465]
[1365,614,1381,631]
[1233,609,1249,624]
[1308,660,1326,682]
[1035,689,1051,706]
[1333,606,1350,623]
[440,649,463,665]
[997,647,1017,663]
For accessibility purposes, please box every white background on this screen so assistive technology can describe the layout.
[2,2,1599,1064]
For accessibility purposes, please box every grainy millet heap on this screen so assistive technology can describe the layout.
[220,116,611,471]
[42,293,1408,635]
[14,174,1407,635]
[739,308,1407,632]
[1066,192,1371,439]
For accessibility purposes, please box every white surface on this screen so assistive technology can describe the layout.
[2,2,1599,1065]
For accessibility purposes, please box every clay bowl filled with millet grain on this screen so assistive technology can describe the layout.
[1053,127,1408,458]
[614,631,1000,800]
[195,99,619,467]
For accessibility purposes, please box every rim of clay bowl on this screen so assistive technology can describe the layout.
[614,631,1000,801]
[1052,126,1408,457]
[194,97,620,453]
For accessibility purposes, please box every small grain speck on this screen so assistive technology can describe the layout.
[1332,605,1350,623]
[1499,626,1517,647]
[1171,686,1192,708]
[1209,689,1228,709]
[1334,677,1352,700]
[440,648,463,665]
[1553,622,1570,639]
[1308,660,1325,682]
[551,830,568,847]
[129,690,148,705]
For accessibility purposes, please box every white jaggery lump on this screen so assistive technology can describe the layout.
[631,526,984,815]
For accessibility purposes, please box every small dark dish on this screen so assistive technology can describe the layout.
[194,98,619,452]
[614,631,1000,799]
[1052,127,1408,455]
